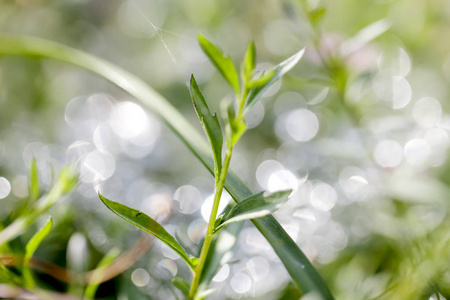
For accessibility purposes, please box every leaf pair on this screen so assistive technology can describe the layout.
[98,194,197,271]
[199,34,305,117]
[214,190,291,233]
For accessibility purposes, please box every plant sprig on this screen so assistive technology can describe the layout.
[0,34,334,299]
[188,35,304,298]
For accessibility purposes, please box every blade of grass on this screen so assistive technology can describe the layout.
[0,35,333,299]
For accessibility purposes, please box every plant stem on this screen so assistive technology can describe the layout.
[189,146,233,299]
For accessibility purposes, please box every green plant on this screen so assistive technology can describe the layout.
[0,34,333,299]
[98,35,333,299]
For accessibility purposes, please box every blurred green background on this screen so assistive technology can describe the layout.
[1,0,450,299]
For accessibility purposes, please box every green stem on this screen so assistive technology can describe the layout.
[189,147,233,299]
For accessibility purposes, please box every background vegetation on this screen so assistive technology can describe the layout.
[1,0,450,299]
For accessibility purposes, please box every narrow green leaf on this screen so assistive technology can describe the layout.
[244,48,305,115]
[24,216,53,288]
[190,75,223,175]
[29,158,40,202]
[214,190,291,233]
[198,34,240,95]
[98,193,195,270]
[0,36,334,299]
[171,277,190,296]
[243,42,256,81]
[84,247,121,299]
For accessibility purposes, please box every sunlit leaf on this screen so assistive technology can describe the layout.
[98,193,195,270]
[29,158,40,203]
[244,48,305,115]
[198,34,240,95]
[214,190,291,233]
[84,247,121,299]
[190,75,223,175]
[24,216,53,288]
[171,277,190,296]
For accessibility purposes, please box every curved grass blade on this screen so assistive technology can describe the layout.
[214,190,291,233]
[98,193,195,271]
[23,216,53,288]
[244,48,305,115]
[0,35,333,299]
[190,75,223,176]
[198,34,240,95]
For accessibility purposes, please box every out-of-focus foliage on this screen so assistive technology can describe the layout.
[1,0,450,299]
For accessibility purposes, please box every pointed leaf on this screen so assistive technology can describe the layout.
[24,216,53,288]
[198,34,240,95]
[243,42,256,81]
[171,277,190,296]
[29,158,40,202]
[190,76,223,175]
[98,193,195,270]
[244,48,305,115]
[214,190,291,233]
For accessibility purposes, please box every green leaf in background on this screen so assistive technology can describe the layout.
[198,34,240,95]
[0,36,334,299]
[214,190,291,233]
[29,158,40,203]
[242,42,256,81]
[244,48,305,115]
[190,75,223,176]
[84,247,121,299]
[98,193,196,271]
[23,216,53,288]
[171,277,190,297]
